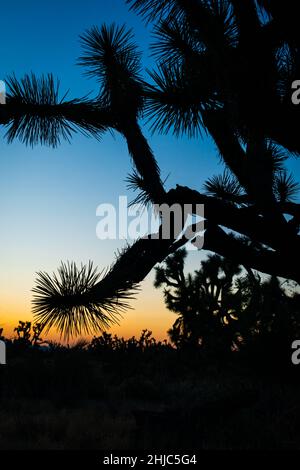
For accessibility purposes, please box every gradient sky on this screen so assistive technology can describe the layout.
[1,0,300,342]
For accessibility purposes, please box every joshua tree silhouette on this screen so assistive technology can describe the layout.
[1,0,300,338]
[154,249,245,349]
[155,249,300,352]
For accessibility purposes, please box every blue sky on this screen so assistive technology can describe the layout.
[1,0,299,340]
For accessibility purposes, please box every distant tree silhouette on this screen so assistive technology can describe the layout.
[1,0,300,337]
[154,249,251,350]
[241,276,300,355]
[14,320,44,347]
[155,251,300,352]
[88,329,170,352]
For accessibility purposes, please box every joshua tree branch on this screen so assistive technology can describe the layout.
[0,100,115,145]
[120,120,166,203]
[167,185,300,253]
[71,220,300,313]
[203,224,300,283]
[202,109,248,189]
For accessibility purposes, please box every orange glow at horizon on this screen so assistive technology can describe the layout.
[0,275,174,343]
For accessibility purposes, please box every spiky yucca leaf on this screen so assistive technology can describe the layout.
[274,171,300,203]
[151,18,204,65]
[130,0,238,47]
[79,24,144,115]
[126,170,154,206]
[204,170,246,203]
[145,62,215,137]
[264,140,288,175]
[79,24,141,80]
[127,0,181,23]
[5,73,106,146]
[206,0,238,48]
[32,261,137,340]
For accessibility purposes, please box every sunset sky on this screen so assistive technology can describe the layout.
[1,0,300,342]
